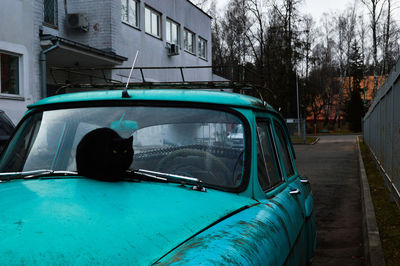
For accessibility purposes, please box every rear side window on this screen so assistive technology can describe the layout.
[257,121,282,190]
[273,121,295,177]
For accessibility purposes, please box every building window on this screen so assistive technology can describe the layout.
[166,19,179,45]
[198,37,207,59]
[184,29,195,53]
[121,0,139,28]
[44,0,58,26]
[0,53,20,95]
[145,7,161,38]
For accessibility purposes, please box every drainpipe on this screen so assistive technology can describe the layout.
[40,41,59,99]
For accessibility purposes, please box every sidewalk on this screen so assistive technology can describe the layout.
[294,135,364,265]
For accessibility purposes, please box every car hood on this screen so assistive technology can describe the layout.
[0,178,256,265]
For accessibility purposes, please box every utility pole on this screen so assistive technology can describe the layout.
[296,74,300,137]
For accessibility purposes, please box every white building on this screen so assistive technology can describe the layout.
[0,0,212,124]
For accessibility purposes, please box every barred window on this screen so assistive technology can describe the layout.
[0,53,19,94]
[0,53,20,95]
[44,0,58,26]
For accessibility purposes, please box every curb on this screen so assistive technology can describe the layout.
[357,137,385,266]
[291,137,320,145]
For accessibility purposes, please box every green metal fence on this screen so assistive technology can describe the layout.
[363,58,400,207]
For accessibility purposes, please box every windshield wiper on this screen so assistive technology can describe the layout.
[132,169,206,192]
[0,169,80,182]
[0,169,206,192]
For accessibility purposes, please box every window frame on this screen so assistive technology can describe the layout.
[184,28,195,54]
[256,119,284,192]
[166,18,180,46]
[43,0,58,28]
[145,6,161,38]
[198,36,207,60]
[0,52,20,96]
[121,0,140,29]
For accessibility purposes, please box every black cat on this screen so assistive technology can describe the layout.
[76,128,133,181]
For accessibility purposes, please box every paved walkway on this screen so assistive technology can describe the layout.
[294,135,364,265]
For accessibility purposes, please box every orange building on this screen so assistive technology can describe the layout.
[306,75,386,125]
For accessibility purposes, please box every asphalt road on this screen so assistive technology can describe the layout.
[294,135,364,265]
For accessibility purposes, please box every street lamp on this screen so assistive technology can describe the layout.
[296,73,300,137]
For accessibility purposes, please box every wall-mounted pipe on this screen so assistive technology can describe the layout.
[39,41,59,99]
[64,0,68,15]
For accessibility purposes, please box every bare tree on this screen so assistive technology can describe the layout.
[301,15,315,80]
[212,0,252,81]
[334,13,348,128]
[191,0,213,11]
[361,0,386,94]
[245,0,268,66]
[383,0,391,75]
[380,0,400,76]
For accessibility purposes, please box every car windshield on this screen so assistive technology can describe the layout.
[0,106,246,189]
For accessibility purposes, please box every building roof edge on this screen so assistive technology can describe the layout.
[186,0,213,19]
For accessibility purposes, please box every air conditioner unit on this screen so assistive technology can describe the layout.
[67,13,89,32]
[168,44,180,56]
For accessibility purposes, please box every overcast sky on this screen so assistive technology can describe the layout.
[300,0,358,22]
[214,0,357,22]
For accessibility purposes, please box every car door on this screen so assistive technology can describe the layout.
[271,118,315,263]
[256,118,308,265]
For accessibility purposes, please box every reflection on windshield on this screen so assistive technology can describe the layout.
[0,107,246,189]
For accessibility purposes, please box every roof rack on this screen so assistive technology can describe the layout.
[48,65,273,101]
[50,65,226,84]
[54,81,260,97]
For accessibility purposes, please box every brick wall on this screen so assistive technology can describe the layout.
[60,0,114,51]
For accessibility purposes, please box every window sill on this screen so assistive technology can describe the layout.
[165,42,180,47]
[184,49,196,56]
[42,22,58,30]
[145,32,162,40]
[122,21,141,31]
[0,94,25,101]
[199,56,208,62]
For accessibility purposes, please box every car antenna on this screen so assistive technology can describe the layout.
[122,50,139,98]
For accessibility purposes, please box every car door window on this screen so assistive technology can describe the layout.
[273,121,295,177]
[257,121,282,190]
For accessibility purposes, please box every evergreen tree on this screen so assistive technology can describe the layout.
[346,41,365,132]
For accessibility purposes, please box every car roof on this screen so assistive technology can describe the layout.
[28,89,278,113]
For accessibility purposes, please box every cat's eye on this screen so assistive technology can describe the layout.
[113,150,117,154]
[124,150,127,153]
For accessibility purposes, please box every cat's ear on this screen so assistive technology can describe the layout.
[128,136,133,143]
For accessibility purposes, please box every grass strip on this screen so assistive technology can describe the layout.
[359,139,400,265]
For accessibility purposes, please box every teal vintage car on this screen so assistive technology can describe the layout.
[0,88,316,265]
